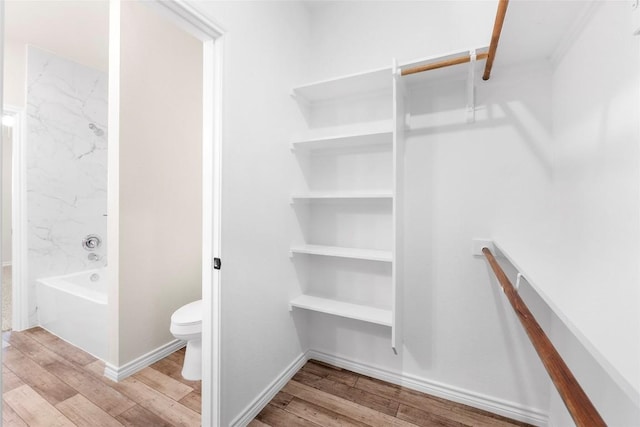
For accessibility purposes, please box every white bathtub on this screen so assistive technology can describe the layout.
[36,268,107,360]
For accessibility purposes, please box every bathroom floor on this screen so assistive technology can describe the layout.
[2,327,200,426]
[250,360,533,427]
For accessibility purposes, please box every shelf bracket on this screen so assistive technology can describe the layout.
[466,49,476,123]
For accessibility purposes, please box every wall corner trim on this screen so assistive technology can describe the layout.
[104,339,185,382]
[229,349,549,426]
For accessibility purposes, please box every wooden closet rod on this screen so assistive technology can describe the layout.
[482,248,606,427]
[483,0,509,80]
[401,52,488,76]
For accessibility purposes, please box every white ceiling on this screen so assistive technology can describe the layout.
[496,0,593,66]
[5,0,109,72]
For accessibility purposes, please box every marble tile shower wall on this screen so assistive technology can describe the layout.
[26,47,108,324]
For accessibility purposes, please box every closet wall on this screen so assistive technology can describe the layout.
[184,2,311,425]
[543,2,639,424]
[302,0,640,424]
[299,1,552,422]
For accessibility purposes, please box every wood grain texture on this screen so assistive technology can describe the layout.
[116,405,174,427]
[3,347,77,405]
[253,360,532,427]
[257,403,322,427]
[24,327,96,366]
[112,377,201,426]
[483,0,509,80]
[283,380,416,427]
[151,357,202,394]
[179,391,202,414]
[294,369,399,416]
[3,328,202,427]
[55,394,125,427]
[3,385,75,427]
[482,248,606,427]
[402,52,489,76]
[2,365,25,394]
[134,366,194,401]
[2,400,28,427]
[285,397,371,427]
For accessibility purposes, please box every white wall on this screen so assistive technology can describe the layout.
[542,1,640,421]
[185,1,311,424]
[304,0,496,82]
[303,1,640,424]
[3,39,26,108]
[116,1,203,365]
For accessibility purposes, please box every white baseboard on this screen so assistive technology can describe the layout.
[230,348,549,427]
[230,351,308,427]
[308,350,549,427]
[104,339,185,382]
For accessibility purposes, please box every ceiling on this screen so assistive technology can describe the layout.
[5,0,109,72]
[496,0,594,66]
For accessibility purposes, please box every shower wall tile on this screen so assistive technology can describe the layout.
[26,47,107,325]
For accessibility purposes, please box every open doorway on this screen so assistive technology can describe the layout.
[1,0,223,425]
[108,1,224,424]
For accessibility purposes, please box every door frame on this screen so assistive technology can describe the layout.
[148,2,224,424]
[111,1,225,424]
[1,105,28,332]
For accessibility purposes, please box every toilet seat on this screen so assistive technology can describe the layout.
[170,300,202,337]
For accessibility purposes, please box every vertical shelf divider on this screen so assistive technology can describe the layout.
[392,59,405,354]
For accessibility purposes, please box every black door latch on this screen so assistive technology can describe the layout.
[213,258,222,270]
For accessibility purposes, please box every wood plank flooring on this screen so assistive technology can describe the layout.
[4,328,531,427]
[251,360,533,427]
[2,328,200,427]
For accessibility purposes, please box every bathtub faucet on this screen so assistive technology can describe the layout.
[88,253,101,261]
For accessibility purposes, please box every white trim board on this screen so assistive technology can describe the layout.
[230,349,549,427]
[104,339,185,382]
[3,105,28,332]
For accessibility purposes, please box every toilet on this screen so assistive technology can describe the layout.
[170,300,202,381]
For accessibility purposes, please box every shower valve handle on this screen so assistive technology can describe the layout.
[82,235,102,251]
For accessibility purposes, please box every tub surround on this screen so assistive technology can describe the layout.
[26,47,108,326]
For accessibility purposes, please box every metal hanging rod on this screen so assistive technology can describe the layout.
[482,247,607,427]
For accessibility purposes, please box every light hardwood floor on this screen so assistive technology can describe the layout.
[250,360,533,427]
[2,327,200,426]
[3,328,531,427]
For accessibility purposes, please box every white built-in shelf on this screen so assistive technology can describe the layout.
[291,128,393,151]
[291,192,393,202]
[290,295,392,327]
[292,67,392,104]
[290,244,392,262]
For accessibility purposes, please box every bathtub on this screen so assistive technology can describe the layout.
[36,268,107,360]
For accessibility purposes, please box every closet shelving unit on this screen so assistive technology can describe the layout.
[289,64,404,353]
[289,48,488,353]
